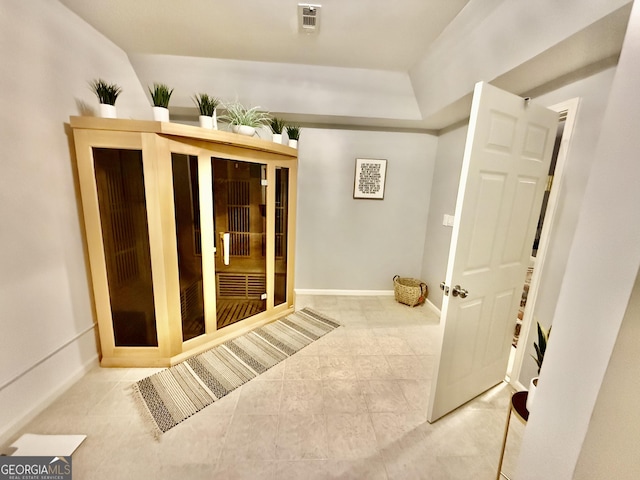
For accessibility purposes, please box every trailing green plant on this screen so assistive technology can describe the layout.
[90,79,122,105]
[219,101,271,128]
[286,125,301,141]
[269,117,286,134]
[531,321,551,374]
[148,83,174,108]
[193,93,220,116]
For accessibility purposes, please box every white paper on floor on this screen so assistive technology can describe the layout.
[9,434,86,456]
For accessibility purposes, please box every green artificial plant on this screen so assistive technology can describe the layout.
[269,117,286,134]
[219,101,271,128]
[149,83,174,108]
[531,321,551,374]
[193,93,220,116]
[286,125,301,141]
[90,79,122,105]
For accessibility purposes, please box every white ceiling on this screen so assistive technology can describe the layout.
[59,0,631,131]
[59,0,471,72]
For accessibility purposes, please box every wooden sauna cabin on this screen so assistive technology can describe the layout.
[70,117,297,367]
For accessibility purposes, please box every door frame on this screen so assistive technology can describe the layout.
[509,97,581,389]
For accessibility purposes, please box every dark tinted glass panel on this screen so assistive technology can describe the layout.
[93,148,158,347]
[171,154,206,341]
[274,167,289,306]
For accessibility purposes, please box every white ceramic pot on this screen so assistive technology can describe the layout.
[153,106,170,122]
[288,139,298,148]
[99,104,117,119]
[199,115,213,129]
[273,133,283,144]
[526,377,538,412]
[232,125,256,136]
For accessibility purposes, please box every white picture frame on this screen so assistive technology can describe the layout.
[353,158,387,200]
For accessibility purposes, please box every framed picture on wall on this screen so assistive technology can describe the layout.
[353,158,387,200]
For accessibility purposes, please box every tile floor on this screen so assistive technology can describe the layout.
[1,295,525,479]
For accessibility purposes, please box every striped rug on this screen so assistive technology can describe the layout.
[132,308,339,436]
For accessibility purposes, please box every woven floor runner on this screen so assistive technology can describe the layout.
[132,308,339,436]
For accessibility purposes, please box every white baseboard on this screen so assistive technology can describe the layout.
[295,289,395,296]
[426,298,441,315]
[295,290,442,319]
[509,378,527,392]
[0,327,99,446]
[0,355,98,447]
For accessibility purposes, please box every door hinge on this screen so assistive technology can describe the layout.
[261,179,268,186]
[546,175,554,192]
[261,293,267,300]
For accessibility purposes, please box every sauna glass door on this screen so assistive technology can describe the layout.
[212,158,267,329]
[171,154,206,341]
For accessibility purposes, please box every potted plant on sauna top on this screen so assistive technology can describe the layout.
[149,83,174,122]
[219,101,271,137]
[193,93,220,129]
[269,117,286,144]
[286,124,301,148]
[527,320,551,412]
[90,78,122,119]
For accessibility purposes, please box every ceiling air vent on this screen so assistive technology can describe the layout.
[298,4,321,33]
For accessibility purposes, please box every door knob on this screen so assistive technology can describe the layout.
[451,285,468,298]
[439,282,449,295]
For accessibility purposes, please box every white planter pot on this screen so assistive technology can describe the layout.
[232,125,256,136]
[199,115,213,129]
[272,133,283,144]
[153,106,170,122]
[99,104,117,119]
[288,139,298,149]
[526,377,538,413]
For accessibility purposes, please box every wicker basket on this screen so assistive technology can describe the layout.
[393,275,428,307]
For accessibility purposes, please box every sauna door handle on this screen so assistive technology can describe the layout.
[220,232,230,265]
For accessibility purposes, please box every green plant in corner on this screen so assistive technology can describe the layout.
[193,93,220,116]
[269,117,286,134]
[90,79,122,105]
[286,125,301,141]
[531,321,551,374]
[219,101,271,128]
[149,83,174,108]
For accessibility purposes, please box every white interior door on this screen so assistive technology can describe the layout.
[427,82,558,422]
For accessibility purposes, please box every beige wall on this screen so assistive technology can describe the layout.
[419,124,466,310]
[0,0,150,442]
[295,128,437,291]
[573,266,640,479]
